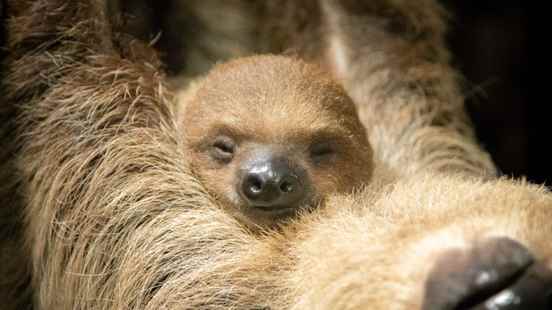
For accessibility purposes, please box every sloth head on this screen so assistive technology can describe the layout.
[178,55,373,227]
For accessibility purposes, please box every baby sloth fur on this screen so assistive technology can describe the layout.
[177,55,373,227]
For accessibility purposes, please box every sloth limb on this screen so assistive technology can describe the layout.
[315,0,497,177]
[4,1,286,308]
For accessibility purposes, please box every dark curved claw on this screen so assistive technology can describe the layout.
[423,237,552,310]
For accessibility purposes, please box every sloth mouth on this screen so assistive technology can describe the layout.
[252,205,296,215]
[251,201,317,217]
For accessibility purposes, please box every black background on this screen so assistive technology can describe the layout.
[444,1,541,183]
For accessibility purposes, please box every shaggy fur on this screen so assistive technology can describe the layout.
[0,0,550,309]
[319,0,497,177]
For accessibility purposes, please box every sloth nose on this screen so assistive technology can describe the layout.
[423,237,552,310]
[240,156,306,211]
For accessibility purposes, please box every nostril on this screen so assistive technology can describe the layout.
[242,174,265,200]
[278,174,305,205]
[249,176,263,194]
[279,176,297,194]
[241,171,283,206]
[280,181,293,193]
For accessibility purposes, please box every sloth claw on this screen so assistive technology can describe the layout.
[423,237,552,310]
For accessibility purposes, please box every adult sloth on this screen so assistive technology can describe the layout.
[0,0,550,309]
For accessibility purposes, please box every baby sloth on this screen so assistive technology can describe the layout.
[177,55,373,227]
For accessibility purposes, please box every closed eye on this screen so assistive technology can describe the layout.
[210,136,236,163]
[310,142,336,164]
[214,139,234,154]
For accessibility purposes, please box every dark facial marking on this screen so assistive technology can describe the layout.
[309,141,337,165]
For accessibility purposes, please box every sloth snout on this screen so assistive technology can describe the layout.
[239,155,307,211]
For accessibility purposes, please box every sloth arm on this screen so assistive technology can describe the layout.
[4,0,280,309]
[316,0,496,178]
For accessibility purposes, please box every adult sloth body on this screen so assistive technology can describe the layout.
[0,1,550,310]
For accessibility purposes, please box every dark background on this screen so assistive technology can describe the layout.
[444,1,543,183]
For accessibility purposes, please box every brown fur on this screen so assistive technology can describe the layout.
[0,0,550,309]
[176,55,372,228]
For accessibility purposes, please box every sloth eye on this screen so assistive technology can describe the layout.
[310,142,336,164]
[210,136,236,163]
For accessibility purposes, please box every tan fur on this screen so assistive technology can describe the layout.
[176,55,373,228]
[0,0,549,309]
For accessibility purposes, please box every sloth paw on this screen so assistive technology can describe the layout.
[422,237,552,310]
